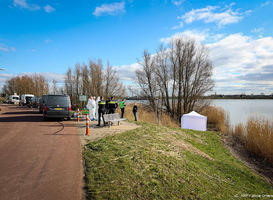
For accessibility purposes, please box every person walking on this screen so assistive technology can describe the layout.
[120,99,126,118]
[132,103,138,121]
[108,97,118,114]
[96,96,106,126]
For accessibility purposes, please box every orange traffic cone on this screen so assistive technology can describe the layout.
[86,114,90,136]
[77,108,80,122]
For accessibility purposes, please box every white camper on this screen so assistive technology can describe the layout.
[181,111,207,131]
[8,93,20,104]
[20,94,34,106]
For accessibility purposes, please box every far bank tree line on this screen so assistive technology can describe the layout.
[135,37,214,120]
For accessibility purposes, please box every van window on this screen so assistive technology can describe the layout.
[12,97,19,100]
[47,96,70,106]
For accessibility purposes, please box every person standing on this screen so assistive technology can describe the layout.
[132,103,138,121]
[96,96,106,126]
[95,96,100,121]
[120,99,126,118]
[105,97,110,114]
[87,96,93,120]
[108,97,118,114]
[90,96,96,121]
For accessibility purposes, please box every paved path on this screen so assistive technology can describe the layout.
[0,104,83,200]
[77,115,140,145]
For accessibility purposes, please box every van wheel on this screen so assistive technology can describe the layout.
[67,117,71,121]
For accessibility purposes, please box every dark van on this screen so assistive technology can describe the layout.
[43,94,71,121]
[39,95,48,114]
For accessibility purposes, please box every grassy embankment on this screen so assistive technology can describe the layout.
[83,104,273,199]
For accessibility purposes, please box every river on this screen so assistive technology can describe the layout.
[212,99,273,125]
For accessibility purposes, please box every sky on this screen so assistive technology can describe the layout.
[0,0,273,95]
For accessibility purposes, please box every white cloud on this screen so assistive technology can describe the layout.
[160,30,208,44]
[172,0,184,6]
[13,0,40,11]
[27,49,37,52]
[0,46,9,52]
[44,39,52,44]
[261,1,272,7]
[208,34,273,94]
[114,63,141,82]
[179,4,243,28]
[93,2,126,16]
[171,21,183,30]
[0,44,17,52]
[44,5,55,13]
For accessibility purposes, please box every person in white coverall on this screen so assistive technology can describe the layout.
[90,97,96,121]
[95,96,100,121]
[87,96,96,121]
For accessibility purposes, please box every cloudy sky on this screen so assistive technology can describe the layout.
[1,0,273,95]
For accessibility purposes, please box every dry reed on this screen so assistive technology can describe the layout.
[119,103,179,128]
[201,106,227,133]
[120,103,228,130]
[246,116,273,164]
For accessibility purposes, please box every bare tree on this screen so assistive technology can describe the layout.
[170,37,214,115]
[89,59,103,97]
[136,37,214,121]
[81,63,90,96]
[104,61,126,98]
[52,79,58,94]
[74,63,82,97]
[2,74,49,96]
[136,50,159,111]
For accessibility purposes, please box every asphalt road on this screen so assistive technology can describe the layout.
[0,104,83,200]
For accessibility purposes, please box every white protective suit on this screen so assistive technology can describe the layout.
[95,96,100,121]
[87,98,92,120]
[90,98,96,121]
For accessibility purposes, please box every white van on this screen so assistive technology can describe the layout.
[20,94,34,106]
[8,94,20,104]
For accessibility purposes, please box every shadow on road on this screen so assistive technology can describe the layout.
[1,111,40,115]
[0,116,43,123]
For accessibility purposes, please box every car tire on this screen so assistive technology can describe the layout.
[67,117,71,120]
[43,116,48,121]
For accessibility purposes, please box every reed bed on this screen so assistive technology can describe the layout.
[120,103,227,131]
[229,116,273,165]
[119,103,179,128]
[246,117,273,164]
[201,106,228,133]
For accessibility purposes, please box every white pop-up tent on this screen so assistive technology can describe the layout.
[181,111,207,131]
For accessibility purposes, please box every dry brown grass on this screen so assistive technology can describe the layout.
[119,103,180,128]
[246,117,273,164]
[120,103,228,131]
[228,116,273,165]
[201,106,228,133]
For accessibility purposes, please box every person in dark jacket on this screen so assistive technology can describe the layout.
[105,97,110,114]
[132,103,138,121]
[108,97,118,114]
[96,96,106,126]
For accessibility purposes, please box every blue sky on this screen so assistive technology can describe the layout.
[1,0,273,95]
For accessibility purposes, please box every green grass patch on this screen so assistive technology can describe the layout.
[83,122,273,199]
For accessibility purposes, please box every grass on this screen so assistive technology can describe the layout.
[83,121,273,199]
